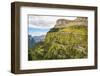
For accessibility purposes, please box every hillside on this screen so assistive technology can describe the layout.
[28,17,88,60]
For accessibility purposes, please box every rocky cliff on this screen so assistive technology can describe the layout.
[55,17,88,28]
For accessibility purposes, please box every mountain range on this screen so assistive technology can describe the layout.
[28,35,45,48]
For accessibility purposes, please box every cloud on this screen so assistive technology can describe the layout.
[28,15,77,36]
[29,15,77,29]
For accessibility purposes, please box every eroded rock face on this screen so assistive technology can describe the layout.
[55,17,88,28]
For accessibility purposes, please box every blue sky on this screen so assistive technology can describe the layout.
[28,15,76,36]
[28,27,50,36]
[29,28,49,33]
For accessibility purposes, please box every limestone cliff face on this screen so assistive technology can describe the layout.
[55,17,88,28]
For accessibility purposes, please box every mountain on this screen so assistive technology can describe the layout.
[55,17,88,28]
[28,35,45,48]
[28,35,35,48]
[28,17,88,60]
[33,35,45,43]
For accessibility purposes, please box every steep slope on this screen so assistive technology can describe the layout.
[28,17,88,60]
[44,25,87,59]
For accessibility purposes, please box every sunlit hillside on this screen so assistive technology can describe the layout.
[28,17,88,60]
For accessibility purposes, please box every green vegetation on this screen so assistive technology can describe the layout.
[28,25,88,60]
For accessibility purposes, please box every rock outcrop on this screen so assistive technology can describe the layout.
[55,17,88,28]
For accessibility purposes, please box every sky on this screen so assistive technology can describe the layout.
[28,15,77,36]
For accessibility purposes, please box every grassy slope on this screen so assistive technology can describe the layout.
[28,25,88,60]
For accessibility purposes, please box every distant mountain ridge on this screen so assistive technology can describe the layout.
[33,35,45,43]
[28,35,35,48]
[28,35,45,48]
